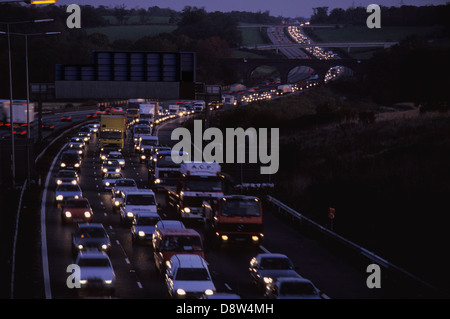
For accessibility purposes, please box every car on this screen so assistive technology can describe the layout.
[154,220,185,232]
[106,151,125,169]
[165,254,216,298]
[72,223,111,256]
[102,172,123,191]
[99,145,121,161]
[111,178,138,211]
[137,135,158,154]
[74,251,116,294]
[146,146,171,168]
[77,131,91,144]
[59,152,81,172]
[119,189,158,225]
[87,123,99,135]
[55,170,79,186]
[61,115,72,122]
[61,198,93,223]
[13,126,27,137]
[101,159,121,176]
[131,212,161,244]
[41,121,55,131]
[67,139,85,158]
[265,277,324,299]
[249,253,301,291]
[55,182,82,207]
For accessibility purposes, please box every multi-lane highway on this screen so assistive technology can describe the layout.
[35,111,413,300]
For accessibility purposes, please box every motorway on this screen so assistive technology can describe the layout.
[37,113,397,299]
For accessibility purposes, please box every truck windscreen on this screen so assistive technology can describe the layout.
[126,194,156,205]
[100,132,122,139]
[157,155,180,168]
[221,199,260,217]
[184,177,222,192]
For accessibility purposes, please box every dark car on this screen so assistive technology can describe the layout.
[60,151,81,172]
[72,223,111,256]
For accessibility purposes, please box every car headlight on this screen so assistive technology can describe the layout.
[57,180,62,185]
[65,211,72,218]
[79,279,87,285]
[115,168,120,172]
[176,288,186,296]
[104,280,113,285]
[119,161,125,165]
[74,163,80,167]
[263,277,273,284]
[141,155,146,160]
[60,163,66,167]
[103,168,107,173]
[101,155,106,160]
[71,180,77,185]
[101,244,108,251]
[154,178,161,184]
[74,195,79,199]
[114,200,120,206]
[84,211,91,218]
[126,212,134,218]
[105,182,110,186]
[56,195,63,201]
[138,231,145,237]
[183,207,191,213]
[204,289,214,296]
[77,244,84,250]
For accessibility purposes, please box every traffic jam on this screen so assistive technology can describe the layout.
[45,100,326,300]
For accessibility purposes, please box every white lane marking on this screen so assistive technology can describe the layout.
[137,282,143,289]
[224,283,232,291]
[125,258,130,264]
[41,143,67,299]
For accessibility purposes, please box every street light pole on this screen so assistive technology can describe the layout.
[0,19,54,187]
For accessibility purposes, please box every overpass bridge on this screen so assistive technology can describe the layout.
[223,58,368,84]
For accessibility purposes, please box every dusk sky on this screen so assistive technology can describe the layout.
[54,0,449,18]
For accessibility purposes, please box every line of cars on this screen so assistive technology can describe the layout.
[54,125,116,295]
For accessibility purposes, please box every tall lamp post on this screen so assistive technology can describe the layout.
[0,31,60,184]
[0,18,54,186]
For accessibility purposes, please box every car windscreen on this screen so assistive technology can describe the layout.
[65,200,89,209]
[57,171,76,178]
[105,173,123,179]
[137,216,160,226]
[78,258,110,268]
[76,228,106,238]
[260,257,293,270]
[57,184,80,192]
[221,199,260,217]
[280,282,318,296]
[175,268,210,281]
[161,235,202,252]
[61,154,79,162]
[125,194,156,205]
[134,127,150,134]
[116,180,136,187]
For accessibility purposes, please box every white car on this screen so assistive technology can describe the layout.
[55,170,79,186]
[55,182,82,206]
[265,277,324,299]
[165,254,216,298]
[131,212,161,243]
[102,172,123,191]
[75,251,116,294]
[111,178,138,211]
[119,189,158,225]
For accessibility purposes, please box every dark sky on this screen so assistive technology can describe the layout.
[55,0,448,18]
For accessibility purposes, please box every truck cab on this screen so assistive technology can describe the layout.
[203,195,263,245]
[149,150,188,190]
[166,162,224,221]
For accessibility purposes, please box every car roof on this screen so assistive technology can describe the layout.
[158,228,200,236]
[136,212,160,218]
[170,254,206,268]
[157,220,185,228]
[257,253,289,259]
[123,189,155,195]
[65,197,89,203]
[276,277,312,284]
[77,223,104,229]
